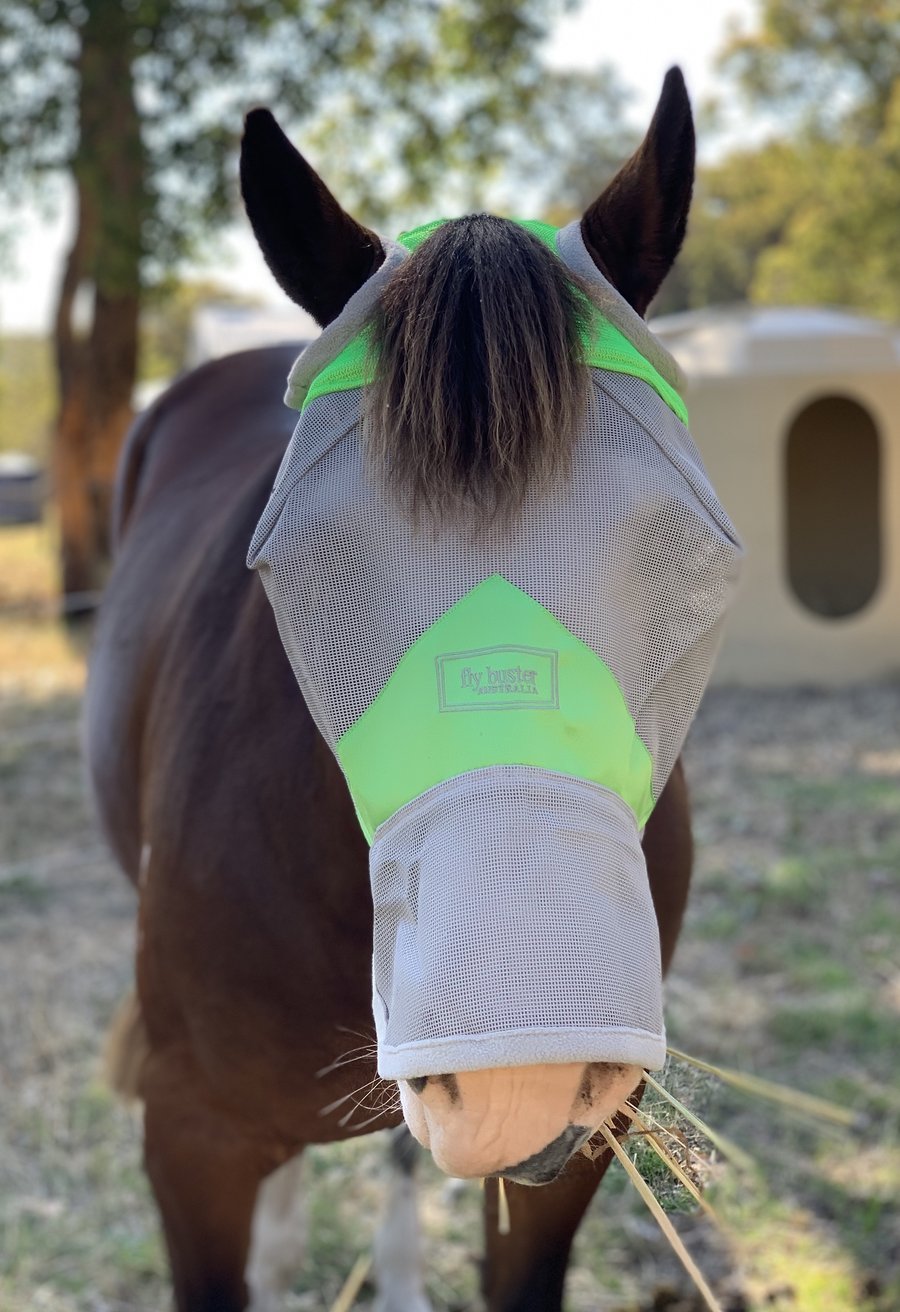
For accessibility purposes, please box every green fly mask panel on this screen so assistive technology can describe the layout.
[248,217,743,1080]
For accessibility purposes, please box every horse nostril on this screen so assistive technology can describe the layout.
[501,1125,592,1186]
[404,1073,460,1101]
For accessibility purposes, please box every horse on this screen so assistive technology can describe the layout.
[85,67,710,1311]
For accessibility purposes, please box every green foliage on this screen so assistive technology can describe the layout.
[332,62,637,226]
[531,69,638,224]
[0,873,49,911]
[0,0,622,281]
[0,1,643,594]
[768,1004,898,1057]
[654,138,820,313]
[720,0,900,140]
[749,90,900,316]
[659,0,900,318]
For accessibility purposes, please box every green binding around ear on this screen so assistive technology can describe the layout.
[298,218,688,426]
[336,574,654,844]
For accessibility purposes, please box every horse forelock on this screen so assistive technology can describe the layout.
[364,214,591,521]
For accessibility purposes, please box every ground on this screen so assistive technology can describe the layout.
[1,522,898,1312]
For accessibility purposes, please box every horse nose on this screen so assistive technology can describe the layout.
[399,1062,642,1178]
[498,1124,593,1186]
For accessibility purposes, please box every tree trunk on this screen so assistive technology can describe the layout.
[53,0,143,607]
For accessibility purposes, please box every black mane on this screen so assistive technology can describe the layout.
[365,215,590,520]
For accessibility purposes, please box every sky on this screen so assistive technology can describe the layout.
[547,0,757,123]
[0,0,758,334]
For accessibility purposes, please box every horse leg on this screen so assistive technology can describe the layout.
[142,1051,282,1312]
[373,1126,432,1312]
[482,1151,616,1312]
[246,1152,307,1312]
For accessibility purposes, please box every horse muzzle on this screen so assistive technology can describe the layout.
[398,1061,642,1181]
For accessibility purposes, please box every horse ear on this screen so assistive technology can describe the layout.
[580,67,694,316]
[240,108,385,326]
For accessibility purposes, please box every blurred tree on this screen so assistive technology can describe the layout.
[749,92,900,315]
[0,0,626,603]
[651,139,822,315]
[527,70,638,225]
[720,0,900,140]
[655,1,900,317]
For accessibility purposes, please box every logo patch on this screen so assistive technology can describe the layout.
[436,645,559,712]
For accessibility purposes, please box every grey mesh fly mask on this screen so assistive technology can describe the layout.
[248,217,743,1081]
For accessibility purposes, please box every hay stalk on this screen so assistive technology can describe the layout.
[597,1122,724,1312]
[666,1046,860,1128]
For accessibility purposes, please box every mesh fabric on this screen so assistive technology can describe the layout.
[247,218,743,1077]
[371,768,664,1077]
[248,372,740,808]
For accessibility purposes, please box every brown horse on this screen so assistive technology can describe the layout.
[86,69,696,1312]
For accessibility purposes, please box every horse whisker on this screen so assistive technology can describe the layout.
[346,1093,398,1115]
[320,1070,395,1118]
[338,1081,393,1126]
[335,1024,378,1043]
[351,1075,398,1110]
[340,1106,397,1132]
[315,1045,378,1078]
[597,1121,724,1312]
[327,1041,377,1060]
[319,1090,360,1117]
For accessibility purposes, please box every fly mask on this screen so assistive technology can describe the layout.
[248,215,742,1132]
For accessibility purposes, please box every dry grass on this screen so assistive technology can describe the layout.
[1,520,898,1311]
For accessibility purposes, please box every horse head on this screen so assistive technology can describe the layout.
[238,71,741,1184]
